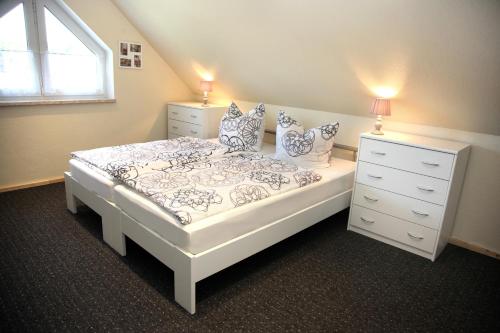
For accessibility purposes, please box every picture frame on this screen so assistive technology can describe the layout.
[118,41,143,69]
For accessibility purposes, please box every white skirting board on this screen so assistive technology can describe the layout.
[65,172,352,313]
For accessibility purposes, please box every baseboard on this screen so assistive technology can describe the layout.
[449,238,500,260]
[0,176,65,193]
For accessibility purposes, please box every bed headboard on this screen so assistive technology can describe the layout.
[264,129,358,161]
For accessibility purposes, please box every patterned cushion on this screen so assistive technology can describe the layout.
[275,111,339,168]
[218,102,266,152]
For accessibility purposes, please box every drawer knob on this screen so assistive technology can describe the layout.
[367,174,383,179]
[370,151,386,156]
[190,130,198,134]
[363,195,379,202]
[411,209,429,217]
[417,186,434,192]
[190,115,197,119]
[360,216,375,224]
[172,126,179,130]
[407,232,424,240]
[422,161,440,167]
[172,111,178,115]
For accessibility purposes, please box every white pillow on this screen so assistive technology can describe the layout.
[218,102,266,152]
[275,111,339,168]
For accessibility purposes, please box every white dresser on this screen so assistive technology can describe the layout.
[167,102,227,139]
[348,131,470,261]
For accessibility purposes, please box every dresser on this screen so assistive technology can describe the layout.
[167,102,227,139]
[348,131,470,261]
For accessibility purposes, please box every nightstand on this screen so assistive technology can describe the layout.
[167,102,227,139]
[348,131,470,261]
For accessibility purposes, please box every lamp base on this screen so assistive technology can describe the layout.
[201,92,209,107]
[372,115,384,135]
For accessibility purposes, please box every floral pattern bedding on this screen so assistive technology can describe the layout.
[71,137,322,225]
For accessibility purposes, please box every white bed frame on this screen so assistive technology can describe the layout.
[64,138,358,314]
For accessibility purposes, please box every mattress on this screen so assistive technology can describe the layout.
[69,140,277,203]
[69,159,117,201]
[114,158,355,254]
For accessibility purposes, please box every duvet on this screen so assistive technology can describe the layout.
[72,137,322,225]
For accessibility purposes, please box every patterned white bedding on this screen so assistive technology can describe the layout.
[72,137,322,225]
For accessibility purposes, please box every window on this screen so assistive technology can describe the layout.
[0,0,113,101]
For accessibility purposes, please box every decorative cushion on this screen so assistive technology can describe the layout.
[275,111,339,168]
[218,102,266,152]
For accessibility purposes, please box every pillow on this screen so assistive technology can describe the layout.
[218,102,266,153]
[275,111,339,168]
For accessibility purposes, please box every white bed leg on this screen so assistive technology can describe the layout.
[102,208,126,256]
[175,266,196,314]
[65,174,80,214]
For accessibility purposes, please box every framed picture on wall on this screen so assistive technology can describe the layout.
[118,41,143,69]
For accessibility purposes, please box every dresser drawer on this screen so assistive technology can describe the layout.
[359,138,454,180]
[350,205,438,253]
[168,119,203,138]
[167,133,182,139]
[168,105,205,125]
[353,183,444,229]
[356,161,449,205]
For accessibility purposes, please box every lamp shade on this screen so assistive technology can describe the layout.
[370,98,391,116]
[200,80,213,92]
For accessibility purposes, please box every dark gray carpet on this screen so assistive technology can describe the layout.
[0,183,499,332]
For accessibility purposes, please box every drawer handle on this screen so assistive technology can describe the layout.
[190,130,198,134]
[367,174,383,179]
[417,186,434,192]
[370,151,386,156]
[190,115,197,119]
[360,216,375,224]
[363,195,379,202]
[172,126,179,130]
[407,232,424,240]
[411,209,429,217]
[172,111,178,115]
[422,161,440,167]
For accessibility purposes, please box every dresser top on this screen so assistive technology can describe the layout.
[168,101,228,109]
[361,131,470,154]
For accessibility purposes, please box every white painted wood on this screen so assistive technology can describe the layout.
[350,205,438,253]
[116,185,352,313]
[356,161,450,205]
[353,183,444,230]
[434,145,471,258]
[167,103,227,139]
[359,137,454,180]
[348,131,470,261]
[65,172,125,256]
[191,190,352,282]
[361,131,470,155]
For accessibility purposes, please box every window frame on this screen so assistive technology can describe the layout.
[0,0,114,103]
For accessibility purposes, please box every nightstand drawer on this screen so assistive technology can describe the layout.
[168,105,205,125]
[350,205,438,253]
[168,119,203,138]
[359,138,454,180]
[353,183,444,229]
[356,161,449,205]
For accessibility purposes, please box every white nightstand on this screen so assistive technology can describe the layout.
[348,131,470,261]
[167,102,227,139]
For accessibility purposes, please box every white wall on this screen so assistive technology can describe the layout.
[235,100,500,254]
[114,0,500,136]
[0,0,193,188]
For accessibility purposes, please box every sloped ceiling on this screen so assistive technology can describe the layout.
[113,0,500,135]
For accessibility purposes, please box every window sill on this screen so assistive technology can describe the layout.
[0,98,116,107]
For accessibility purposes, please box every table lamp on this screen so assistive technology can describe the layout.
[200,80,213,107]
[370,98,391,135]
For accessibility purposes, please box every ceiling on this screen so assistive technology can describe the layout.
[113,0,500,135]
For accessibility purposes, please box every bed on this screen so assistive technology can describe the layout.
[65,137,356,313]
